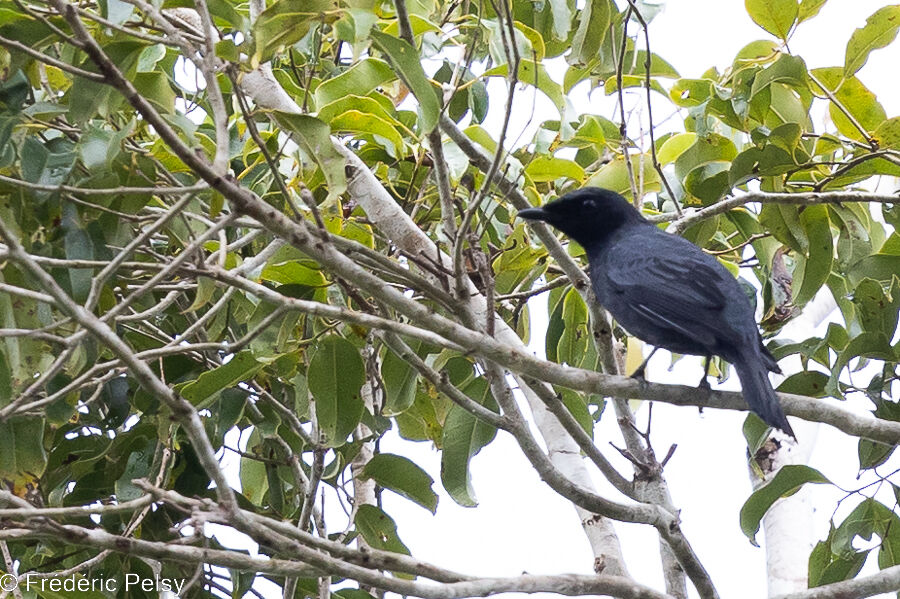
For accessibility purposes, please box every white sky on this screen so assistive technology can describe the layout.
[212,2,900,598]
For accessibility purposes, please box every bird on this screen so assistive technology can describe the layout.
[518,187,795,438]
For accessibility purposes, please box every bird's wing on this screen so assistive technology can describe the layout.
[604,244,730,347]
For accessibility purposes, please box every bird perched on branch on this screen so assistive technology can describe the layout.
[518,187,795,438]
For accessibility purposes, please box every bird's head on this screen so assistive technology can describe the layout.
[517,187,645,248]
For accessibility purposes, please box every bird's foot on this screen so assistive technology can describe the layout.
[630,366,649,387]
[697,376,711,394]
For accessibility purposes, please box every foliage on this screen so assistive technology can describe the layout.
[0,0,899,597]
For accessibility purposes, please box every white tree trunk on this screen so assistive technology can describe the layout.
[754,288,835,596]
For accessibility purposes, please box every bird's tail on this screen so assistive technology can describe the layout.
[734,356,796,439]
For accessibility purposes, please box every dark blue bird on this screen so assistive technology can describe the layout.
[519,187,794,438]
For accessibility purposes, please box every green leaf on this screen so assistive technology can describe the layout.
[362,453,438,513]
[874,116,900,150]
[557,287,591,368]
[261,259,328,287]
[252,0,337,63]
[809,527,868,587]
[330,110,405,157]
[307,336,365,446]
[858,437,895,470]
[369,30,441,133]
[100,0,135,26]
[133,72,176,113]
[851,277,900,339]
[657,132,697,164]
[745,0,799,40]
[797,0,827,23]
[314,58,395,108]
[317,95,400,128]
[20,137,76,202]
[812,68,886,141]
[547,0,574,40]
[115,440,155,501]
[274,113,347,199]
[381,343,420,415]
[750,54,808,98]
[525,156,585,182]
[440,362,499,506]
[355,504,411,555]
[776,371,828,397]
[740,465,831,545]
[0,417,47,495]
[484,60,566,112]
[793,204,833,307]
[240,429,269,505]
[844,5,900,76]
[570,0,612,65]
[825,332,895,397]
[585,154,661,198]
[180,351,264,405]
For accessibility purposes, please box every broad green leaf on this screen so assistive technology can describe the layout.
[20,137,76,201]
[514,21,547,61]
[832,497,900,570]
[812,68,886,141]
[440,362,499,507]
[369,30,441,133]
[793,204,833,307]
[261,260,328,287]
[317,95,401,128]
[858,438,895,470]
[483,60,566,111]
[240,429,269,505]
[673,133,738,182]
[776,371,828,397]
[570,0,612,65]
[750,54,808,98]
[548,0,574,40]
[355,504,411,556]
[115,440,155,501]
[670,78,713,107]
[275,112,347,198]
[525,156,585,182]
[844,5,900,76]
[873,116,900,150]
[657,133,697,164]
[133,72,176,113]
[252,0,337,63]
[362,453,438,513]
[798,0,827,23]
[381,342,420,415]
[557,288,591,368]
[314,58,395,108]
[585,154,661,198]
[740,465,831,545]
[0,417,46,495]
[825,332,895,397]
[330,110,405,157]
[851,277,900,339]
[180,351,264,404]
[382,13,441,39]
[848,254,900,285]
[307,336,365,446]
[745,0,799,40]
[62,207,94,303]
[809,527,868,587]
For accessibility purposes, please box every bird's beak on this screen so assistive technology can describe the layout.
[517,207,549,222]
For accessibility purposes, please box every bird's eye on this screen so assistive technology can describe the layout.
[584,199,596,209]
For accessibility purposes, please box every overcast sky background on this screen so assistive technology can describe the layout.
[213,2,900,598]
